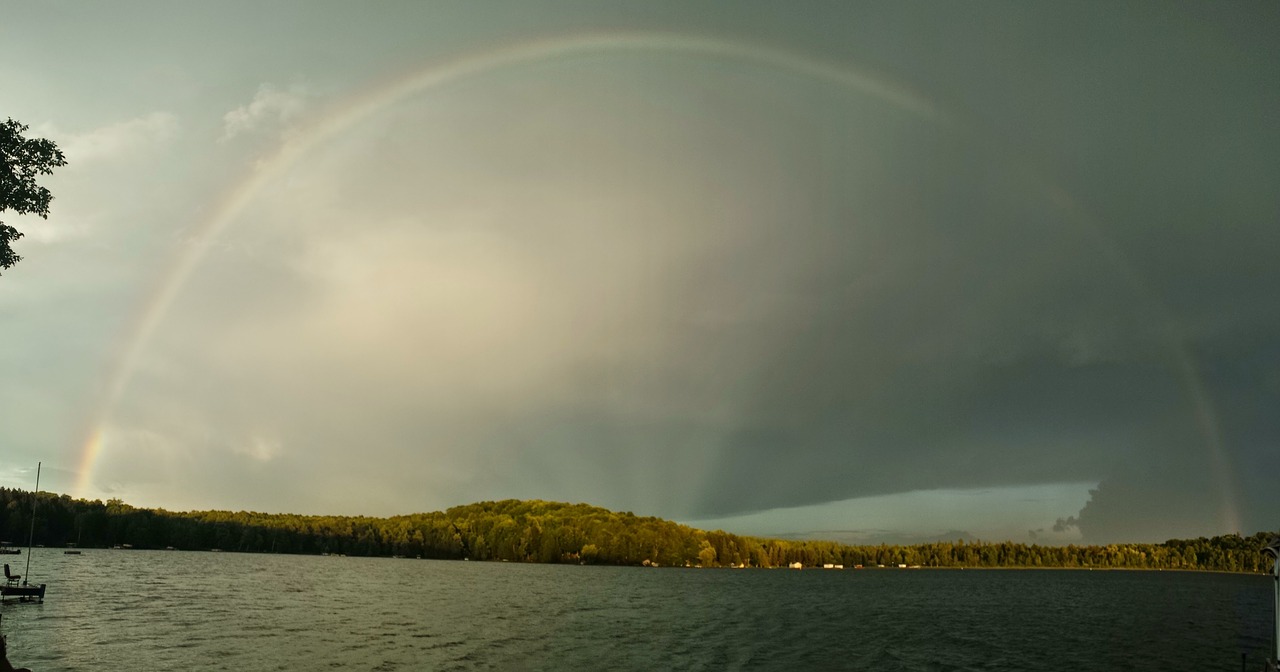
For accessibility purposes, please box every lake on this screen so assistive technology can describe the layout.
[0,548,1274,670]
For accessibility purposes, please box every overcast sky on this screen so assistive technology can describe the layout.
[2,2,1276,545]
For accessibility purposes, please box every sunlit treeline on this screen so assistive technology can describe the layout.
[0,489,1274,572]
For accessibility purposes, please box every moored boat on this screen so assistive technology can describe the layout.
[1,563,43,603]
[1,464,47,603]
[0,579,45,604]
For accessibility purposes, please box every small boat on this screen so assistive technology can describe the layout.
[1,463,47,603]
[1,563,45,603]
[0,543,19,556]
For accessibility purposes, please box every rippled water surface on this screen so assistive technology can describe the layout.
[0,549,1273,670]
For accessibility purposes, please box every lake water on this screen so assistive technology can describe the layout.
[0,548,1274,671]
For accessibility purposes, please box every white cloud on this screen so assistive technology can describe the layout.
[234,433,283,462]
[37,112,179,165]
[221,83,309,141]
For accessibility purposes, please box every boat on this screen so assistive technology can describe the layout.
[0,543,18,556]
[0,463,46,603]
[1,564,43,603]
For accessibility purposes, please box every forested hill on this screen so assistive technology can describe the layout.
[0,488,1274,572]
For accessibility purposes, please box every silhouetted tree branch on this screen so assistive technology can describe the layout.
[1,117,67,273]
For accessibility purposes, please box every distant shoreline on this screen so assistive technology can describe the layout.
[1,491,1273,574]
[36,545,1272,577]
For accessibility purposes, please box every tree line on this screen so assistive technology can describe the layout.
[0,488,1274,573]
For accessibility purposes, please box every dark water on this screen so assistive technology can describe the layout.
[0,549,1273,671]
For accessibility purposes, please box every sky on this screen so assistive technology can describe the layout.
[1,1,1277,545]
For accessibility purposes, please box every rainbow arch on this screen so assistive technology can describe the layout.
[70,31,1240,533]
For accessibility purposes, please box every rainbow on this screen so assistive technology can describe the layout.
[70,31,1240,533]
[72,31,943,497]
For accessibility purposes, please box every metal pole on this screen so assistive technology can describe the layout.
[22,462,39,585]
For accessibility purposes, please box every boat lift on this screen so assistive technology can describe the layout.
[1264,537,1280,672]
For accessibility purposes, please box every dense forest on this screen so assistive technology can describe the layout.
[0,488,1275,573]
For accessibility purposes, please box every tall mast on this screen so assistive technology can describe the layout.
[22,462,40,584]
